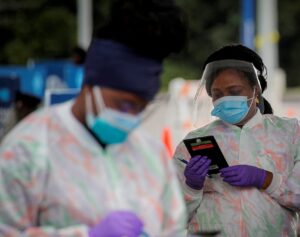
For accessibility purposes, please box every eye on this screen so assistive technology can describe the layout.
[115,100,144,114]
[228,88,243,96]
[211,92,223,100]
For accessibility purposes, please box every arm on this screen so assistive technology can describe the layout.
[173,142,203,222]
[263,120,300,212]
[0,142,89,237]
[160,148,187,236]
[262,171,273,190]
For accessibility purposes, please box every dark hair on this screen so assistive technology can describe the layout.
[71,46,86,65]
[15,91,41,121]
[203,44,273,114]
[94,0,188,61]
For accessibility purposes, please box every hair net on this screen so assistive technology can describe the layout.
[83,39,163,101]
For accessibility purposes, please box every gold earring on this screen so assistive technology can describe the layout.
[255,98,259,104]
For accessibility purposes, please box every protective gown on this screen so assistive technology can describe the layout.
[174,111,300,237]
[0,101,187,237]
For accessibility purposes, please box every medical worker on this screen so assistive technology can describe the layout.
[174,44,300,236]
[0,0,188,236]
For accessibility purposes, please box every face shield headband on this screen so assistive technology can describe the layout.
[192,59,264,127]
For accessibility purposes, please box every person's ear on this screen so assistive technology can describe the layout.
[83,85,92,94]
[254,85,261,98]
[255,97,259,104]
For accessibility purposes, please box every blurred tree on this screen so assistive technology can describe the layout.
[159,0,240,89]
[176,0,239,67]
[5,8,76,64]
[0,0,76,64]
[0,0,300,88]
[278,0,300,87]
[94,0,111,32]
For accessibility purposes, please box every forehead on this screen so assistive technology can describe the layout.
[211,68,250,89]
[100,87,147,104]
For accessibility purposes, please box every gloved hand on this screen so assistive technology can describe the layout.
[88,210,144,237]
[220,165,267,189]
[184,156,211,190]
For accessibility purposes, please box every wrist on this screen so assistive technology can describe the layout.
[185,180,203,190]
[87,229,93,237]
[88,226,99,237]
[261,171,273,190]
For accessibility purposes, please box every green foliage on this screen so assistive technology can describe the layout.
[160,59,201,91]
[94,0,112,31]
[4,39,32,64]
[160,0,240,91]
[24,8,74,63]
[278,0,300,87]
[0,0,300,88]
[30,8,76,58]
[0,2,76,64]
[176,0,240,65]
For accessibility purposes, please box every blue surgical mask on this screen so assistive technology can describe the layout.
[85,87,141,145]
[211,95,254,124]
[87,108,140,144]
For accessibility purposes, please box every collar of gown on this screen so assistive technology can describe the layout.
[55,100,108,153]
[220,109,263,129]
[243,109,263,129]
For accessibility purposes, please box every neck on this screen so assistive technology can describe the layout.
[71,91,86,125]
[235,107,258,127]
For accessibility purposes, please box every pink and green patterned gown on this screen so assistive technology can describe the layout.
[0,101,187,237]
[174,111,300,237]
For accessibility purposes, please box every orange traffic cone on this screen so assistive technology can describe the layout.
[162,127,174,158]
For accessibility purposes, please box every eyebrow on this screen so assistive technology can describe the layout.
[212,85,244,91]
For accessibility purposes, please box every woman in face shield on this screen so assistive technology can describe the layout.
[0,0,188,237]
[173,44,300,236]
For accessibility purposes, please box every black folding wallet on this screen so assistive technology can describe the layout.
[183,135,228,175]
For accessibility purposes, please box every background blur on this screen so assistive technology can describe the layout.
[0,0,300,146]
[0,0,300,90]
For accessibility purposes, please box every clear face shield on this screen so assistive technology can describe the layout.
[85,86,161,144]
[85,87,145,144]
[192,59,264,127]
[86,86,145,131]
[88,86,161,123]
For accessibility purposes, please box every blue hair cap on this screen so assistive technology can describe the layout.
[83,39,162,101]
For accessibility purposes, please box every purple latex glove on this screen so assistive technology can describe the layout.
[220,165,267,189]
[184,155,211,190]
[88,211,144,237]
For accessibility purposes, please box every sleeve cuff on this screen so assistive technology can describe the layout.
[265,173,282,194]
[59,225,89,237]
[182,182,203,197]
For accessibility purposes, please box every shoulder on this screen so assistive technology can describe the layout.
[0,109,49,180]
[0,105,67,177]
[0,103,69,162]
[2,108,46,145]
[261,114,300,142]
[1,105,64,146]
[262,114,299,128]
